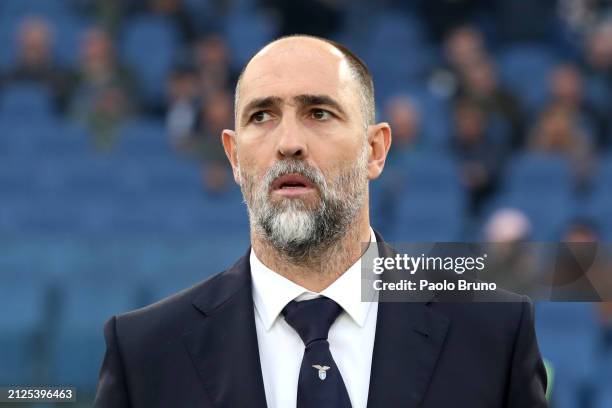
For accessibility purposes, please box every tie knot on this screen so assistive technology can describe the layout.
[282,297,343,346]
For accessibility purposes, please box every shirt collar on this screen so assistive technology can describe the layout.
[250,228,377,331]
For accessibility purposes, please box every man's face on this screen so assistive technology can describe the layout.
[226,38,370,259]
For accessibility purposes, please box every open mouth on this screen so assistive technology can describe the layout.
[271,173,316,195]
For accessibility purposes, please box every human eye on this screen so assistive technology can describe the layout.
[310,108,333,121]
[251,111,273,123]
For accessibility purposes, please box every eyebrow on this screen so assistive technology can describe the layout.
[240,94,347,125]
[242,96,283,120]
[293,94,347,117]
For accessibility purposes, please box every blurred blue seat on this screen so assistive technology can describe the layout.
[399,151,464,196]
[594,389,612,408]
[182,0,216,27]
[224,10,275,72]
[115,118,171,156]
[488,193,573,240]
[0,118,90,162]
[391,196,464,242]
[502,152,572,197]
[151,231,250,300]
[121,15,179,104]
[50,281,137,391]
[51,13,91,69]
[53,155,121,196]
[363,13,430,102]
[0,280,44,385]
[367,11,425,48]
[128,187,249,235]
[536,302,598,408]
[369,175,397,237]
[0,195,91,234]
[150,233,251,300]
[591,154,612,197]
[388,152,466,242]
[585,76,612,118]
[104,198,192,234]
[490,153,574,239]
[583,154,612,240]
[0,83,53,117]
[497,44,559,114]
[0,0,71,17]
[113,155,203,199]
[196,187,250,232]
[0,155,41,197]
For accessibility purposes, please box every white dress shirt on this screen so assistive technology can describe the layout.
[251,228,379,408]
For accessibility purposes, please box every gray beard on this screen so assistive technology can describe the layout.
[239,150,368,263]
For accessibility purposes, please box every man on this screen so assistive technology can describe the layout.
[94,36,547,407]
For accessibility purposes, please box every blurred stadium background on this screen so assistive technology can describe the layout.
[0,0,611,406]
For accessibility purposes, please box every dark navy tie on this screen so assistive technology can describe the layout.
[282,297,352,408]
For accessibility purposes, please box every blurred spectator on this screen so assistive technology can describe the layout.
[583,20,612,147]
[73,0,126,35]
[145,0,198,44]
[559,0,612,34]
[417,0,492,42]
[452,98,506,215]
[171,89,233,192]
[198,90,233,193]
[264,0,345,38]
[195,90,232,163]
[564,217,600,243]
[70,27,137,150]
[553,218,606,301]
[484,208,531,243]
[2,17,74,113]
[600,302,612,354]
[529,103,594,191]
[483,208,536,294]
[548,63,606,147]
[75,0,196,42]
[562,219,612,351]
[166,64,200,147]
[200,163,232,195]
[584,20,612,80]
[383,95,422,166]
[194,34,237,96]
[457,57,524,148]
[429,25,489,98]
[444,25,488,75]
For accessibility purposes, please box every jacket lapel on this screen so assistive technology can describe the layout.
[182,251,268,408]
[367,234,450,407]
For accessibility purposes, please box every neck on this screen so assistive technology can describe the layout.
[251,208,372,292]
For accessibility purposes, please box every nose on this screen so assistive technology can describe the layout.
[276,116,308,159]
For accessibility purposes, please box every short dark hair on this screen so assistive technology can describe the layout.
[234,35,376,126]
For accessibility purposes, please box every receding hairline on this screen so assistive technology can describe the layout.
[234,34,375,126]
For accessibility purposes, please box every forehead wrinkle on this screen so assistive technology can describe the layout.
[235,40,365,126]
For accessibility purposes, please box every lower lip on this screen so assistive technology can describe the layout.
[273,186,316,197]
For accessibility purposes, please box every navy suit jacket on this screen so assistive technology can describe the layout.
[94,232,548,407]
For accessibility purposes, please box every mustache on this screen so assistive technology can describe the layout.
[263,159,327,193]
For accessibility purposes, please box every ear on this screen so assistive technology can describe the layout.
[221,129,241,184]
[366,122,392,180]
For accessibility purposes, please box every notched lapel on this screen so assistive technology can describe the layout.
[367,301,449,407]
[182,253,268,408]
